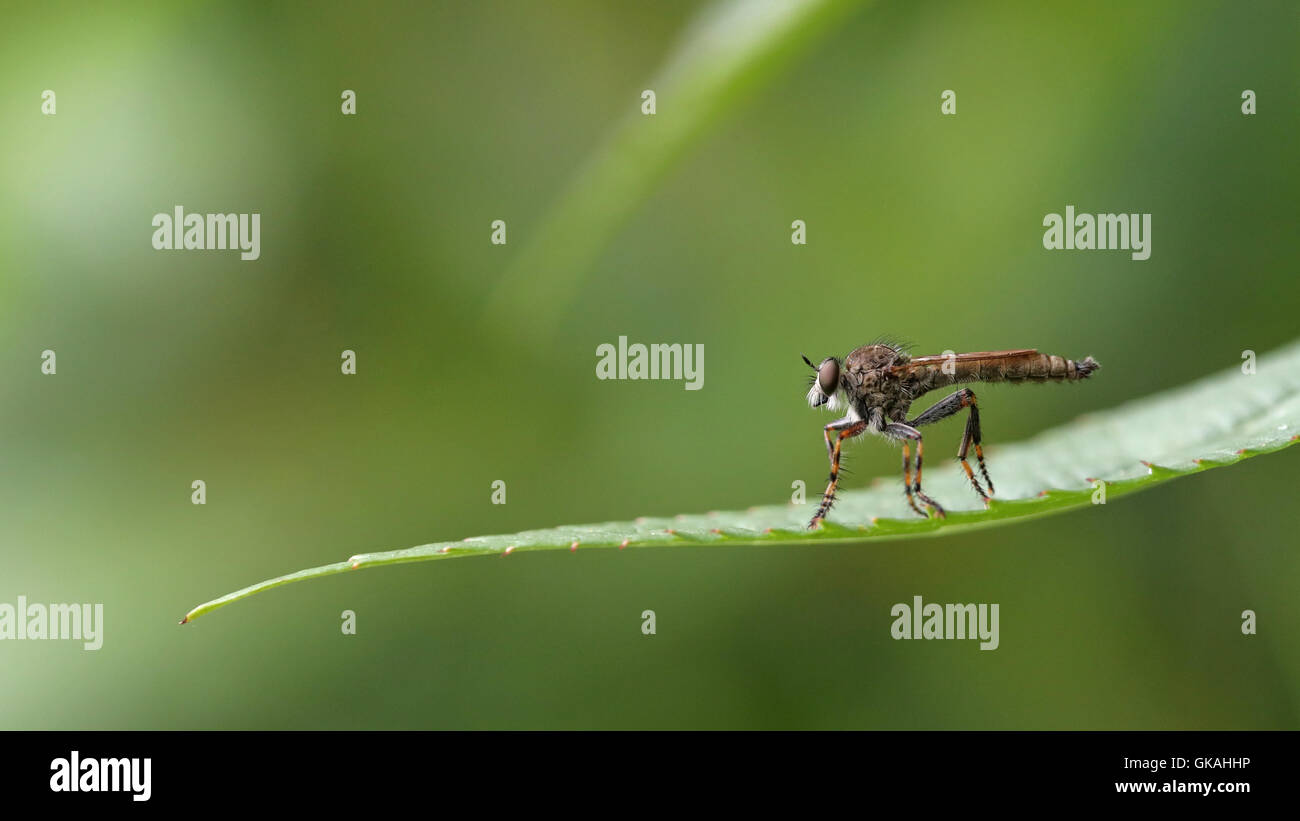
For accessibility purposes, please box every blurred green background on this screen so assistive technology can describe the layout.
[2,0,1297,729]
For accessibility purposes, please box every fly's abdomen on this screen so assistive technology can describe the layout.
[956,352,1100,383]
[897,350,1100,398]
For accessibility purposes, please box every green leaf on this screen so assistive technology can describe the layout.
[481,0,871,341]
[182,340,1300,624]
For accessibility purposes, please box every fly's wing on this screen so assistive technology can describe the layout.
[893,349,1039,375]
[891,349,1041,396]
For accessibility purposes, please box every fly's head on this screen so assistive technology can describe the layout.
[802,354,843,411]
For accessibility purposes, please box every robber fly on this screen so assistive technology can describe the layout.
[802,342,1099,529]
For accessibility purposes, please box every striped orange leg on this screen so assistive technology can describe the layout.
[909,388,993,503]
[887,422,946,518]
[958,398,994,499]
[808,420,868,529]
[900,441,926,517]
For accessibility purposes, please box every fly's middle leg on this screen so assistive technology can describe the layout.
[900,441,926,517]
[886,422,946,519]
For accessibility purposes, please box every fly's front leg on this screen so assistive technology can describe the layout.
[823,416,854,463]
[885,422,946,519]
[808,419,868,530]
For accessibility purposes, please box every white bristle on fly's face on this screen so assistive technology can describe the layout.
[806,384,842,411]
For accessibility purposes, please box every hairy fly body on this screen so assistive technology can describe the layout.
[802,343,1100,529]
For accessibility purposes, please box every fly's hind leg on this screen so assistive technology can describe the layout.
[908,388,993,503]
[886,422,946,519]
[809,419,868,530]
[960,396,994,498]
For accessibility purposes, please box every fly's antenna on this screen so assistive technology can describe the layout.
[801,354,817,370]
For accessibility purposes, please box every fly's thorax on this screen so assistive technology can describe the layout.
[842,344,906,396]
[844,344,909,373]
[853,386,913,428]
[842,345,912,429]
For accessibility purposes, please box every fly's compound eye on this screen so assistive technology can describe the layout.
[817,358,840,396]
[802,353,840,409]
